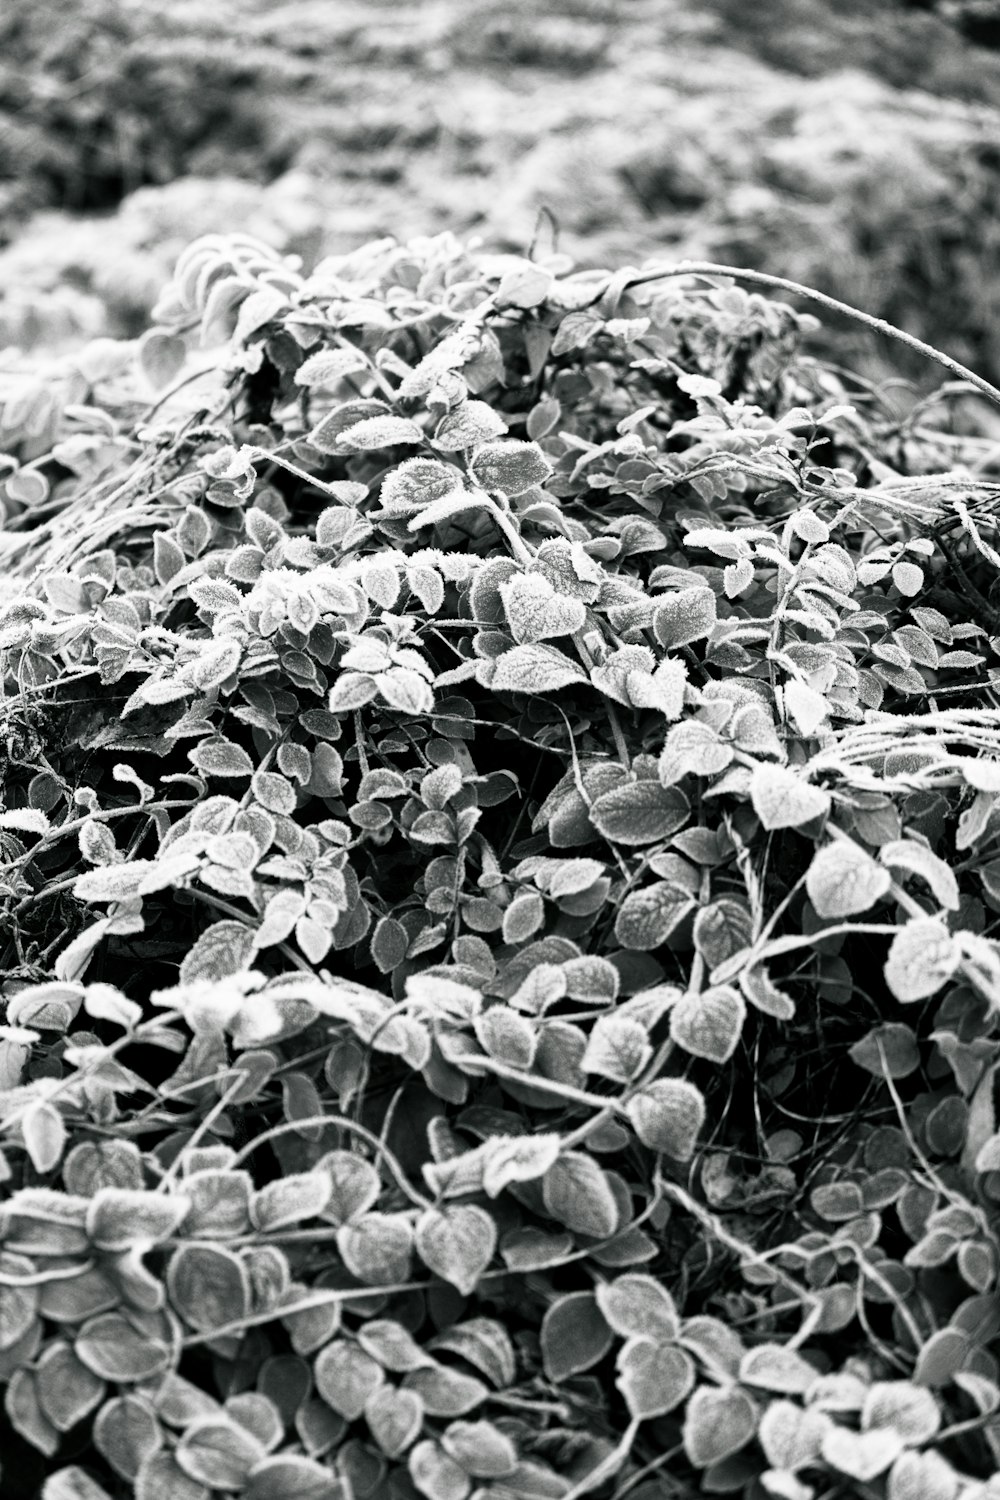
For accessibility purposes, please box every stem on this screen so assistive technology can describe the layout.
[610,261,1000,412]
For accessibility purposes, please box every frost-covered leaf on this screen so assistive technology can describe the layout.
[590,782,689,846]
[653,587,717,649]
[850,1023,920,1079]
[750,764,830,829]
[595,1276,679,1342]
[540,1292,613,1382]
[683,1385,758,1467]
[879,839,959,911]
[740,1344,816,1395]
[490,644,586,694]
[581,1015,651,1082]
[434,402,508,451]
[626,1079,705,1159]
[614,882,695,950]
[500,573,586,644]
[415,1206,496,1295]
[669,985,745,1063]
[617,1340,695,1419]
[884,920,961,1003]
[470,440,552,496]
[336,415,424,451]
[806,841,892,918]
[542,1153,618,1238]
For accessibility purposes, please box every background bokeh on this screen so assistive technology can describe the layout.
[6,0,1000,386]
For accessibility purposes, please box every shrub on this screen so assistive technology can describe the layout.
[2,230,1000,1498]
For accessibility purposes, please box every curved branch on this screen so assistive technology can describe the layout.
[608,261,1000,412]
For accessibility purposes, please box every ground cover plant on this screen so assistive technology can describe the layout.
[3,227,1000,1500]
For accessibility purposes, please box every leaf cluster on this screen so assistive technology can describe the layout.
[2,230,1000,1499]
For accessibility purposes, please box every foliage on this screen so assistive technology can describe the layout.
[2,227,1000,1500]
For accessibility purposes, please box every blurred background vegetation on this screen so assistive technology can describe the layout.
[5,0,1000,390]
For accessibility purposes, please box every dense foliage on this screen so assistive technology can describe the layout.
[2,227,1000,1500]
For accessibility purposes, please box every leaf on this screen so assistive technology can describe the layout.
[441,1420,517,1479]
[887,1451,961,1500]
[739,966,796,1021]
[654,587,717,649]
[892,562,924,597]
[36,1343,106,1432]
[850,1023,920,1079]
[318,1150,382,1226]
[739,1343,817,1395]
[822,1425,903,1482]
[245,1455,339,1500]
[22,1101,67,1173]
[167,1245,251,1333]
[480,1134,562,1196]
[471,440,552,496]
[336,415,424,451]
[669,985,745,1063]
[409,1438,472,1500]
[403,1365,487,1419]
[428,1320,515,1389]
[250,1172,331,1231]
[884,920,961,1003]
[189,738,254,778]
[595,1275,680,1342]
[683,1384,759,1467]
[41,1470,114,1500]
[365,1385,425,1458]
[692,899,752,969]
[434,402,508,451]
[542,1153,619,1238]
[93,1395,163,1482]
[581,1015,651,1082]
[590,781,689,846]
[338,1213,413,1285]
[314,1340,384,1420]
[379,457,464,515]
[490,644,586,694]
[614,882,695,950]
[807,840,892,918]
[616,1340,695,1419]
[784,678,829,736]
[87,1189,191,1251]
[136,1451,213,1500]
[295,346,368,386]
[750,764,830,830]
[75,1314,171,1382]
[758,1400,830,1470]
[658,721,733,785]
[415,1206,497,1295]
[0,807,50,835]
[180,920,255,984]
[540,1292,614,1382]
[253,890,307,951]
[496,264,554,308]
[500,572,586,644]
[862,1382,940,1445]
[879,839,960,911]
[175,1416,267,1490]
[252,770,297,815]
[473,1007,537,1069]
[627,1079,705,1159]
[73,862,153,903]
[139,330,186,390]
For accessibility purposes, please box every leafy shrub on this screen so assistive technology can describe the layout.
[3,229,1000,1499]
